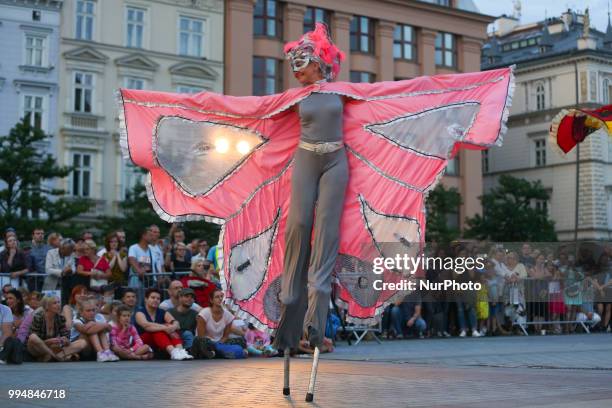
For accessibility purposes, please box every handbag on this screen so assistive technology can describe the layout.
[89,256,107,290]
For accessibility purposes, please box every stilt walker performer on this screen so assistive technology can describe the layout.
[271,23,346,401]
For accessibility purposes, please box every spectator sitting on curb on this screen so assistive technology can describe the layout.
[168,288,199,352]
[196,288,247,359]
[62,285,88,332]
[4,289,32,334]
[134,288,193,360]
[27,291,42,311]
[27,296,86,362]
[110,305,153,360]
[121,288,138,314]
[71,299,119,362]
[245,323,277,356]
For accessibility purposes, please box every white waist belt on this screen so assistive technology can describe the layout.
[298,140,343,154]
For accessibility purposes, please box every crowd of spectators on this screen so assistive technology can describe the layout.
[1,225,611,365]
[381,242,612,340]
[0,225,277,364]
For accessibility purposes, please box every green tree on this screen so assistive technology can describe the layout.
[100,169,220,244]
[425,184,462,244]
[0,118,91,232]
[465,174,557,242]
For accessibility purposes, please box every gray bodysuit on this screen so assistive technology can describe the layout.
[273,92,349,350]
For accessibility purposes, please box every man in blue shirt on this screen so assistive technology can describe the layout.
[29,228,50,291]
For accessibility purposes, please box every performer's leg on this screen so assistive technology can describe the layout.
[273,149,321,350]
[304,150,348,347]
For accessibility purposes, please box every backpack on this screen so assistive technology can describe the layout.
[0,337,24,364]
[190,336,216,359]
[325,312,341,340]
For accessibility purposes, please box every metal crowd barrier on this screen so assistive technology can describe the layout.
[0,271,193,301]
[508,277,603,336]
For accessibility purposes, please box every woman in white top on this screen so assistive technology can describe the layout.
[196,288,247,357]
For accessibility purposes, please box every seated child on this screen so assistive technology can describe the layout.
[110,305,153,360]
[71,299,119,362]
[244,323,277,356]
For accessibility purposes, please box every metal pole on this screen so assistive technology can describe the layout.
[306,346,320,402]
[283,347,290,396]
[574,61,580,253]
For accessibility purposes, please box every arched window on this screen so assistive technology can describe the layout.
[535,83,545,110]
[603,78,610,104]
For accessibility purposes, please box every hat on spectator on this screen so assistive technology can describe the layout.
[179,288,195,297]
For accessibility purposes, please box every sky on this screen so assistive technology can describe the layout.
[473,0,610,32]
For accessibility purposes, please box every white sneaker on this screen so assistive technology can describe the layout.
[480,328,487,336]
[106,350,120,361]
[180,349,194,360]
[442,331,451,338]
[472,330,481,337]
[97,351,109,362]
[170,348,183,360]
[459,330,466,337]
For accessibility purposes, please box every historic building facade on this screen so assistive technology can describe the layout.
[0,0,63,155]
[224,0,491,229]
[57,0,224,217]
[482,11,612,240]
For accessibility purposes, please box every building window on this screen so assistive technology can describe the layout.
[535,199,549,215]
[446,156,459,176]
[393,24,415,60]
[535,83,545,110]
[74,72,93,113]
[75,0,95,41]
[254,0,282,38]
[121,161,142,200]
[603,78,611,104]
[179,16,204,57]
[176,85,203,93]
[350,16,374,53]
[25,35,45,66]
[72,152,92,197]
[253,57,281,96]
[126,7,145,48]
[124,77,145,90]
[303,7,330,33]
[435,32,456,68]
[482,149,489,174]
[350,71,375,83]
[534,138,546,167]
[446,207,460,230]
[23,95,44,130]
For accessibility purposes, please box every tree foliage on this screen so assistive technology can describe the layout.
[0,118,91,232]
[100,169,220,244]
[464,174,557,242]
[425,184,462,244]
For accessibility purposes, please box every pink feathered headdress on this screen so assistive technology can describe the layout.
[284,23,345,80]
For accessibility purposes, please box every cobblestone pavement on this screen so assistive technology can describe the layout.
[1,334,611,408]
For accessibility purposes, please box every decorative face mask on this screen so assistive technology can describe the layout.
[288,45,318,73]
[290,53,312,72]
